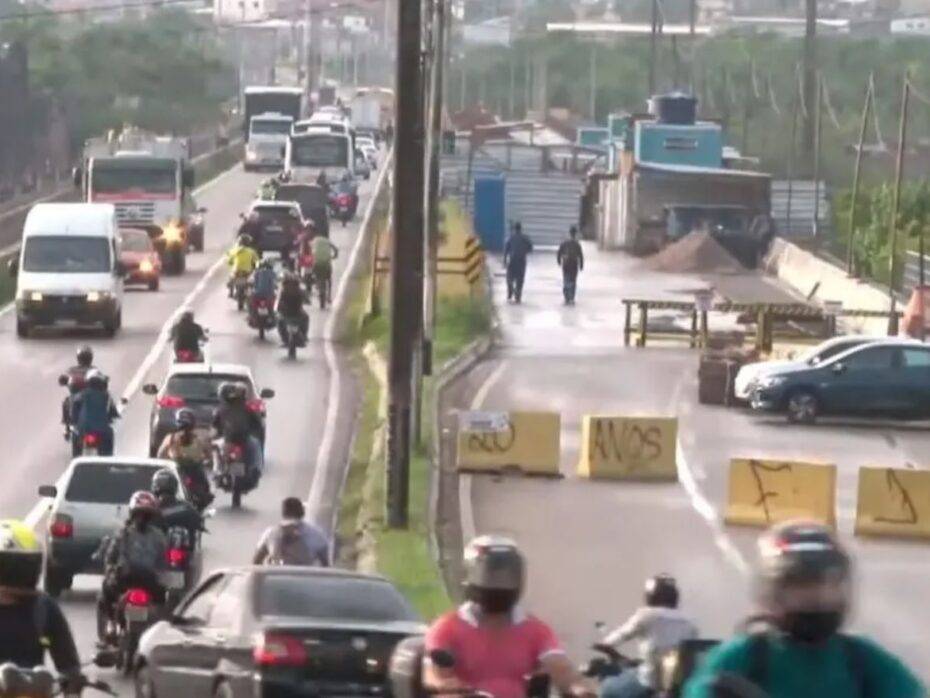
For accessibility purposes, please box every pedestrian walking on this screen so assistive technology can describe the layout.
[557,226,584,305]
[504,222,533,304]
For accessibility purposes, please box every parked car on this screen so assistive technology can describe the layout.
[134,566,425,698]
[119,227,162,291]
[142,363,274,457]
[750,341,930,423]
[734,335,877,401]
[38,457,189,596]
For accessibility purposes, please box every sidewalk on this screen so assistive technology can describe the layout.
[438,241,930,672]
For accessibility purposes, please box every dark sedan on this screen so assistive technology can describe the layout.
[134,566,425,698]
[751,341,930,423]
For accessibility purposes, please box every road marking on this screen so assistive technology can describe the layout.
[458,360,510,543]
[307,153,393,530]
[22,165,244,530]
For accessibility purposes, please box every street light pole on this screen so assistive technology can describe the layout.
[424,0,445,377]
[386,0,425,529]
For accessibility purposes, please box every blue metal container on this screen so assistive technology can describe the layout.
[473,174,506,253]
[634,121,723,168]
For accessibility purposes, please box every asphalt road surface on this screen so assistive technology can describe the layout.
[3,163,372,694]
[447,246,930,680]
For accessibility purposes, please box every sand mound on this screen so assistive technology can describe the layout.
[646,231,746,274]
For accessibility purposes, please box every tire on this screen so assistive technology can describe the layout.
[149,278,159,292]
[288,337,297,360]
[213,681,234,698]
[120,627,140,676]
[231,484,242,508]
[258,325,265,340]
[134,663,157,698]
[16,317,30,338]
[103,315,118,338]
[236,292,245,312]
[786,390,819,424]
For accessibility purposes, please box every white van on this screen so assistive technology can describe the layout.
[11,203,125,338]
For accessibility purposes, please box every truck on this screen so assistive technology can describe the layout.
[350,87,394,140]
[244,112,294,171]
[74,127,204,274]
[243,86,303,142]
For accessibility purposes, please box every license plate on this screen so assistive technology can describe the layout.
[56,319,79,327]
[84,447,99,456]
[267,226,283,233]
[125,605,149,622]
[229,461,246,477]
[257,307,269,316]
[162,571,185,589]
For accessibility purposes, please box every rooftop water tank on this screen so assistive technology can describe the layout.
[649,93,698,125]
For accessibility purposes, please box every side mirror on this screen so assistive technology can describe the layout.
[114,261,127,278]
[832,362,846,374]
[142,383,158,395]
[429,649,455,669]
[93,649,118,668]
[58,374,70,387]
[183,166,195,188]
[8,257,18,277]
[38,485,57,498]
[260,388,275,399]
[72,166,83,188]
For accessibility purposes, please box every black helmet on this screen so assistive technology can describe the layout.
[76,345,94,367]
[462,535,524,615]
[644,574,679,609]
[0,520,43,590]
[175,407,196,430]
[218,382,245,403]
[152,469,179,498]
[180,310,194,324]
[85,369,107,388]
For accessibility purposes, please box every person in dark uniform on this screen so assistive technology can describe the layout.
[503,222,533,304]
[557,226,584,306]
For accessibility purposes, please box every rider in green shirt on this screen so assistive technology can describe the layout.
[684,521,924,698]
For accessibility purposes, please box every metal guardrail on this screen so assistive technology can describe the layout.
[622,298,901,351]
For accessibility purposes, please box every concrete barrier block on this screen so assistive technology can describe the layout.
[456,411,561,477]
[576,416,678,481]
[724,458,836,528]
[855,466,930,541]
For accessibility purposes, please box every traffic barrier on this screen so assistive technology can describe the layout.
[724,458,836,528]
[576,416,678,481]
[456,411,561,477]
[855,467,930,540]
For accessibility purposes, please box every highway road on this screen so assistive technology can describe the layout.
[444,246,930,679]
[2,163,373,694]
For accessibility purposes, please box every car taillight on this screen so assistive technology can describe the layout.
[253,633,307,666]
[176,350,195,361]
[49,514,73,539]
[227,444,244,459]
[158,395,186,408]
[247,399,265,414]
[125,588,152,606]
[337,194,351,205]
[83,432,100,447]
[167,548,188,566]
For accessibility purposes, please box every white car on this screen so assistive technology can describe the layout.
[734,336,877,401]
[361,144,379,169]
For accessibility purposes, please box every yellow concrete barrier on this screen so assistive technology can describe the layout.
[576,416,678,481]
[456,411,561,477]
[724,458,836,528]
[855,467,930,540]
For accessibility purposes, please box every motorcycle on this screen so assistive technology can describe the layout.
[100,585,160,675]
[0,656,116,698]
[248,294,276,341]
[298,252,315,291]
[163,526,195,610]
[173,346,204,363]
[329,191,355,225]
[280,315,306,359]
[212,439,257,508]
[231,272,250,311]
[176,457,214,512]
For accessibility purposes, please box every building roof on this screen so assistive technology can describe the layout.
[547,21,713,36]
[26,203,115,233]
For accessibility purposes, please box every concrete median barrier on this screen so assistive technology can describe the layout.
[576,416,678,481]
[855,467,930,540]
[456,411,561,477]
[724,458,836,528]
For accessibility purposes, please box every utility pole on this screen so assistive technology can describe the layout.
[387,0,425,529]
[847,76,873,277]
[589,44,597,120]
[649,0,658,96]
[803,0,817,166]
[812,76,824,236]
[887,73,910,336]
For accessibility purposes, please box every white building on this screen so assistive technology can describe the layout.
[214,0,276,24]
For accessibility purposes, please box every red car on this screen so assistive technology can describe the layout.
[120,227,162,291]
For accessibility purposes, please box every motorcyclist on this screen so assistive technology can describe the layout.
[310,232,338,303]
[251,258,278,301]
[684,520,924,698]
[275,271,310,345]
[60,345,95,437]
[597,575,698,698]
[157,408,213,507]
[212,382,264,480]
[151,469,204,542]
[253,497,330,566]
[258,177,278,200]
[236,211,263,242]
[424,535,595,698]
[0,520,81,691]
[169,310,207,359]
[227,234,261,298]
[70,369,118,456]
[97,491,167,640]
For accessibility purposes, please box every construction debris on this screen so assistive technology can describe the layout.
[646,231,747,274]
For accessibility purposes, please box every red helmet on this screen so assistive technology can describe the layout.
[128,490,159,517]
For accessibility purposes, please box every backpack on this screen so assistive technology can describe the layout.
[267,522,317,566]
[747,632,869,697]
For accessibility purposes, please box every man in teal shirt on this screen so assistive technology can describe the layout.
[684,521,924,698]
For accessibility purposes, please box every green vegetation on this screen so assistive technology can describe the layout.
[338,200,491,620]
[0,8,235,146]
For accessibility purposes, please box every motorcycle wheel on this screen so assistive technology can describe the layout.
[258,325,265,340]
[236,292,245,312]
[288,335,297,360]
[119,627,139,676]
[232,481,242,508]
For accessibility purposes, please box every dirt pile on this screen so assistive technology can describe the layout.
[646,231,746,274]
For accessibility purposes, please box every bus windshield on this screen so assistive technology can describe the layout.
[290,135,349,168]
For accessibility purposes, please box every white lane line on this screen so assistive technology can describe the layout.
[22,165,244,529]
[458,360,509,543]
[306,153,393,527]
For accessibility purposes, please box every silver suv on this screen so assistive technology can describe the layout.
[38,456,188,597]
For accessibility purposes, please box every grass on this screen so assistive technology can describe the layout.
[336,198,492,619]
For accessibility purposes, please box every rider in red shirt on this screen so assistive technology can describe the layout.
[424,536,594,698]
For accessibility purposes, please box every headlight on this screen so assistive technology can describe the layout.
[139,259,154,273]
[22,290,43,302]
[86,291,111,302]
[161,221,185,244]
[246,148,258,160]
[758,375,787,388]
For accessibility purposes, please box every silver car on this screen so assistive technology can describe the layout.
[38,457,190,597]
